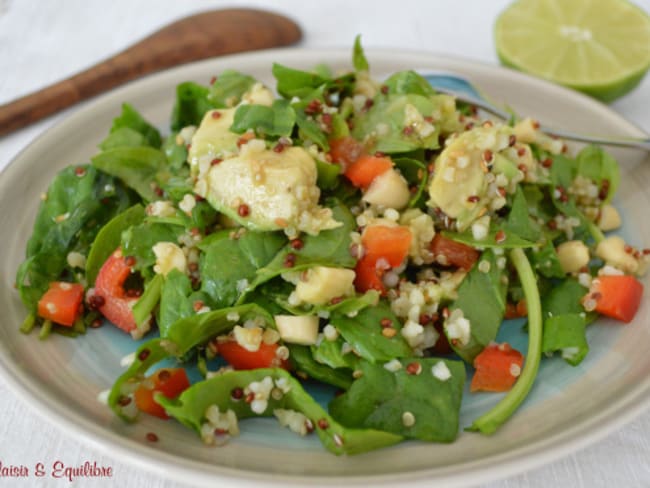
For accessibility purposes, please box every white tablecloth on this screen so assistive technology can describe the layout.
[1,1,650,486]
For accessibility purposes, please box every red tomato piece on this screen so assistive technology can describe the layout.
[344,154,393,189]
[362,225,412,267]
[217,341,289,370]
[94,248,138,333]
[134,368,190,419]
[430,234,480,271]
[591,275,644,323]
[354,255,387,294]
[471,342,524,393]
[329,136,365,168]
[37,281,84,326]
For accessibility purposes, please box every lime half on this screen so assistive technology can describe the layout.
[495,0,650,102]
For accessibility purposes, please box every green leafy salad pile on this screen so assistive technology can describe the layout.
[16,38,647,455]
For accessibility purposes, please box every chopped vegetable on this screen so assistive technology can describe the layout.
[589,275,644,323]
[134,368,190,419]
[344,154,393,189]
[470,342,524,392]
[37,282,84,327]
[217,341,290,370]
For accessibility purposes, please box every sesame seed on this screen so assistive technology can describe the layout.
[382,327,397,338]
[406,362,422,375]
[510,363,521,377]
[495,230,506,244]
[333,433,344,447]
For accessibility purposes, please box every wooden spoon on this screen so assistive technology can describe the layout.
[0,8,301,136]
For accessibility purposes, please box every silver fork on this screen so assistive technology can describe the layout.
[421,74,650,151]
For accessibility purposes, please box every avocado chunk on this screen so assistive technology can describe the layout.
[428,125,513,231]
[195,142,340,235]
[188,108,239,177]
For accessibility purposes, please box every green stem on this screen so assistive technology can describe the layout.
[468,247,543,434]
[38,320,53,341]
[19,313,36,334]
[588,222,605,244]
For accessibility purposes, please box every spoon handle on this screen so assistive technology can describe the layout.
[0,8,301,136]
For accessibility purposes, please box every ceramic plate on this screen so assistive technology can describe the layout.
[1,48,649,488]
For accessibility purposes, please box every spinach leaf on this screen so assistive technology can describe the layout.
[92,146,168,201]
[248,200,356,291]
[199,229,286,308]
[171,82,215,131]
[132,273,163,329]
[157,368,402,455]
[289,344,353,390]
[16,165,134,310]
[311,337,359,370]
[208,70,256,107]
[316,159,342,190]
[230,99,296,138]
[273,63,328,99]
[528,240,565,279]
[158,269,194,337]
[383,71,437,97]
[99,127,146,150]
[329,302,411,363]
[352,94,440,153]
[329,358,465,442]
[85,204,145,285]
[121,220,185,276]
[352,35,369,71]
[447,249,507,363]
[162,134,189,170]
[575,145,620,204]
[504,187,542,242]
[549,154,591,239]
[541,277,593,319]
[110,103,161,148]
[542,313,589,366]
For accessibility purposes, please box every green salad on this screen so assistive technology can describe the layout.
[16,38,648,454]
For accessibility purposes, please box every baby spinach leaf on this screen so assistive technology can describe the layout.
[383,70,437,97]
[99,127,146,150]
[289,344,353,390]
[92,146,168,201]
[447,249,507,363]
[329,302,411,363]
[16,165,134,310]
[273,63,328,99]
[158,270,195,337]
[575,145,619,204]
[352,35,369,71]
[110,103,161,148]
[132,273,163,329]
[230,99,296,138]
[542,313,589,366]
[352,94,440,153]
[85,203,146,285]
[200,229,286,308]
[329,358,465,442]
[311,337,360,370]
[121,220,185,276]
[528,240,565,279]
[208,70,256,107]
[171,82,215,131]
[249,200,356,291]
[157,368,402,455]
[316,159,342,190]
[504,187,542,243]
[162,134,189,170]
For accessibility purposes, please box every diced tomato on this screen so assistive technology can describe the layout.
[362,225,412,267]
[590,275,644,323]
[37,281,84,326]
[344,154,393,189]
[94,248,138,333]
[471,342,524,393]
[504,299,528,319]
[217,341,289,370]
[134,368,190,419]
[354,225,412,294]
[354,255,387,294]
[430,234,480,271]
[329,136,365,168]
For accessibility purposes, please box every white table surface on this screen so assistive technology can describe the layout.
[1,1,650,487]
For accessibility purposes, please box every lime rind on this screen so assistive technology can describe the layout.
[494,0,650,102]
